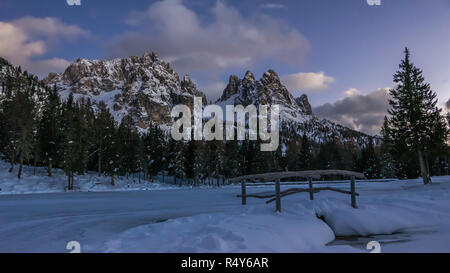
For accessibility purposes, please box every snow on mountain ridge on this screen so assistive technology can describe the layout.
[43,52,207,130]
[216,69,374,145]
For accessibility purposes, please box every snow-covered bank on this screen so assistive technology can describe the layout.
[0,161,181,195]
[92,177,450,253]
[100,206,349,253]
[314,177,450,238]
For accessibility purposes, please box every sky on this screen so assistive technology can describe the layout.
[0,0,449,135]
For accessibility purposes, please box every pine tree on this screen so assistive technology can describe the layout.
[205,140,225,186]
[93,102,107,176]
[115,115,136,177]
[240,139,253,175]
[184,140,201,185]
[174,141,186,185]
[60,94,89,190]
[380,117,397,178]
[37,85,61,176]
[286,136,300,171]
[386,48,448,184]
[298,133,312,171]
[315,137,342,171]
[222,140,242,179]
[359,138,381,179]
[103,117,119,185]
[165,137,181,184]
[145,124,165,180]
[2,78,36,178]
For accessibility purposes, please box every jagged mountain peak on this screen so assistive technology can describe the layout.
[217,69,301,114]
[180,74,207,104]
[260,69,281,84]
[0,57,11,67]
[295,94,312,115]
[243,70,256,82]
[219,75,241,102]
[217,69,315,116]
[43,52,206,130]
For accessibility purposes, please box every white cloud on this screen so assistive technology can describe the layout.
[281,72,335,92]
[313,88,391,135]
[26,58,72,76]
[344,88,362,97]
[0,22,46,65]
[11,16,89,40]
[110,0,310,87]
[0,16,88,77]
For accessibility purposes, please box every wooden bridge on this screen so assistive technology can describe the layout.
[230,170,365,212]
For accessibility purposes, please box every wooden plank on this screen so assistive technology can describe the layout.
[275,179,281,212]
[241,180,246,205]
[237,186,360,200]
[265,187,359,204]
[351,176,357,208]
[229,170,365,183]
[237,193,275,199]
[308,177,314,200]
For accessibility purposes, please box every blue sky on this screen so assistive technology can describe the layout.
[1,0,449,134]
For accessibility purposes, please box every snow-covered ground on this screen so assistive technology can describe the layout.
[1,162,450,253]
[0,161,182,195]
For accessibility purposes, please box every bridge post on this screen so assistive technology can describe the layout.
[241,180,247,205]
[308,177,314,200]
[350,176,357,208]
[275,179,281,212]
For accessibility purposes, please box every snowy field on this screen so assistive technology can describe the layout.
[1,163,450,253]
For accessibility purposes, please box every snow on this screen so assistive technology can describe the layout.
[1,161,450,253]
[0,160,180,195]
[102,208,338,253]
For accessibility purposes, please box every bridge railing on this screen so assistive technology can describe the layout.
[230,170,365,212]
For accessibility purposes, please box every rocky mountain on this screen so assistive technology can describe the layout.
[218,70,305,120]
[43,52,206,130]
[216,70,373,146]
[295,94,312,116]
[1,53,373,146]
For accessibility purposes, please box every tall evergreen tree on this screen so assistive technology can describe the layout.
[144,124,165,180]
[298,133,312,171]
[358,138,381,179]
[286,136,300,171]
[184,140,201,185]
[37,85,61,176]
[103,117,119,185]
[223,140,241,179]
[165,137,180,184]
[386,48,448,184]
[60,94,89,190]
